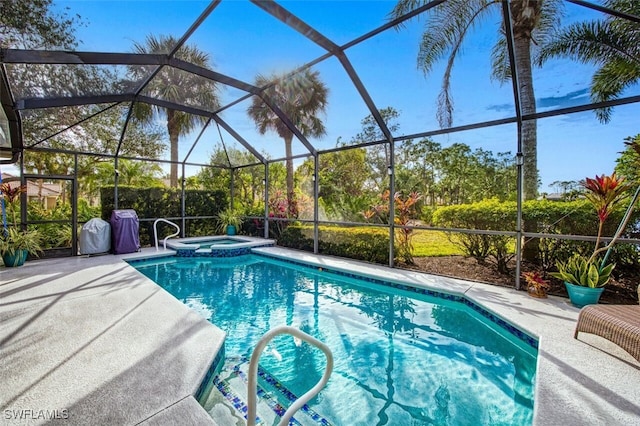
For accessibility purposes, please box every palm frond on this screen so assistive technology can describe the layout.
[248,69,329,140]
[592,58,640,122]
[491,35,510,83]
[538,21,634,65]
[417,0,498,127]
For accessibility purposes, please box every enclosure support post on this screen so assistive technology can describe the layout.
[230,167,235,209]
[313,154,319,254]
[388,140,395,268]
[72,153,78,256]
[264,163,269,239]
[114,156,119,211]
[19,153,26,231]
[181,163,186,237]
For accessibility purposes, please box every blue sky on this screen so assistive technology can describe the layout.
[44,0,640,192]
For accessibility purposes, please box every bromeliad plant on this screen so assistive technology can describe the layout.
[551,172,635,288]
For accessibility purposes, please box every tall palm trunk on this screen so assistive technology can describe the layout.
[284,134,297,217]
[167,109,179,188]
[511,0,541,261]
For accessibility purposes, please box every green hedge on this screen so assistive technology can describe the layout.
[432,199,640,272]
[100,186,227,246]
[278,224,390,264]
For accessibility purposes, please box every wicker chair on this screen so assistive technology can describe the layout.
[574,305,640,362]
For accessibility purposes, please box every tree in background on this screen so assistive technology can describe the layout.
[615,134,640,189]
[84,159,163,198]
[247,69,328,217]
[390,0,562,262]
[195,145,275,211]
[349,107,400,191]
[2,1,166,200]
[129,35,220,188]
[22,105,165,203]
[297,148,373,221]
[390,0,563,201]
[538,0,640,123]
[395,139,516,206]
[0,0,79,49]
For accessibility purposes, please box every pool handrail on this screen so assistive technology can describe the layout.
[247,325,333,426]
[153,219,180,251]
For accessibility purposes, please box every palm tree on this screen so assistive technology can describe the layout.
[390,0,563,201]
[247,69,329,216]
[128,35,219,187]
[538,0,640,123]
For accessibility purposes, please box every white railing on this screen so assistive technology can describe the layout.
[247,326,333,426]
[153,219,180,251]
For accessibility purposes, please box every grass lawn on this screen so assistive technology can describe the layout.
[410,230,465,257]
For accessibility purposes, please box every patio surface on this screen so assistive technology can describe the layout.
[1,246,638,425]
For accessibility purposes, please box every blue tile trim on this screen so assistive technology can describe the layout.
[254,253,539,350]
[213,375,264,425]
[195,344,226,402]
[176,243,275,258]
[215,356,331,426]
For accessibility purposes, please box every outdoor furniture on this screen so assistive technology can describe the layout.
[574,305,640,362]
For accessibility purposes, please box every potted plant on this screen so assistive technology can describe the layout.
[550,172,637,307]
[0,182,42,266]
[217,207,243,236]
[522,271,550,299]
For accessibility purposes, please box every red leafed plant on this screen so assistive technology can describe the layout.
[522,271,550,298]
[551,170,637,288]
[363,190,422,264]
[0,182,26,231]
[582,172,630,262]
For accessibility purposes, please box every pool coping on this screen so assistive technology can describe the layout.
[166,235,276,257]
[1,246,638,425]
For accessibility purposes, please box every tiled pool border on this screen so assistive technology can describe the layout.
[195,345,226,403]
[211,356,332,425]
[166,235,275,258]
[254,252,539,350]
[127,249,538,351]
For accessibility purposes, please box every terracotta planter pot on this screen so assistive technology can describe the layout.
[527,285,547,298]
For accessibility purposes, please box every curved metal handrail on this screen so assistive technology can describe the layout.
[247,325,333,426]
[153,218,180,251]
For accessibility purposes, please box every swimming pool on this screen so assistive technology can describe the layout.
[131,254,537,425]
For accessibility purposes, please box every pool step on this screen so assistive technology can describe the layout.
[203,356,331,426]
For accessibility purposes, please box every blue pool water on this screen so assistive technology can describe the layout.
[132,254,537,425]
[197,238,245,248]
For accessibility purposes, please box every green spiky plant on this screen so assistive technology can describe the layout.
[550,172,635,287]
[217,207,243,234]
[0,182,43,264]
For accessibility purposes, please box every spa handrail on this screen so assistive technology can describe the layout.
[153,218,180,251]
[247,326,333,426]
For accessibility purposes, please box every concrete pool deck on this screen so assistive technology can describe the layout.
[1,246,638,425]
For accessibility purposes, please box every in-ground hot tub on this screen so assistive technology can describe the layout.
[166,235,275,257]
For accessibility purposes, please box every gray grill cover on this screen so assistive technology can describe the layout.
[110,209,140,254]
[79,218,111,255]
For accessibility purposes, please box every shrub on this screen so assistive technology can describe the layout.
[100,186,227,246]
[278,224,390,264]
[432,198,640,274]
[432,199,516,273]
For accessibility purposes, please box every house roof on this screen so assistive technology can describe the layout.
[1,173,61,197]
